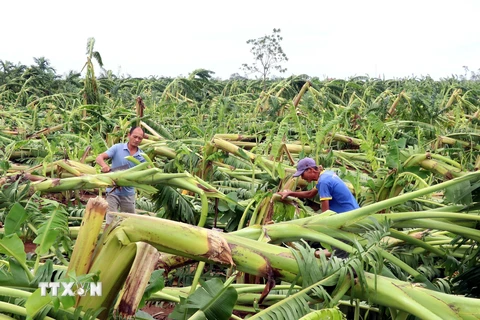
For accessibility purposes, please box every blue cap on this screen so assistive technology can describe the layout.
[292,157,317,177]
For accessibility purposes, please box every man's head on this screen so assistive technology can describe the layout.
[293,157,320,182]
[128,127,144,148]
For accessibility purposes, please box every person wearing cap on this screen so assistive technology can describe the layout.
[278,157,359,258]
[277,157,359,213]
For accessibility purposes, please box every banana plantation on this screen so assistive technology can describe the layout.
[1,51,480,320]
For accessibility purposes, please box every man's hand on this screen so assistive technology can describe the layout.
[96,153,111,173]
[277,190,291,200]
[315,249,332,258]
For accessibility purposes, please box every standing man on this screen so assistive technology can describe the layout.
[277,157,359,213]
[95,127,146,225]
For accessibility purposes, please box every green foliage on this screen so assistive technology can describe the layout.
[33,199,70,256]
[1,53,480,319]
[151,185,197,224]
[142,117,174,140]
[0,179,33,213]
[444,180,479,205]
[272,201,302,222]
[4,202,28,236]
[139,269,165,309]
[452,263,480,297]
[0,234,28,272]
[249,241,350,319]
[170,278,238,320]
[298,308,346,320]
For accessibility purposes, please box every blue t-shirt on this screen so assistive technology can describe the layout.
[105,143,145,196]
[316,171,359,213]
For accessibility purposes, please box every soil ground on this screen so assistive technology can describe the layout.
[140,302,176,319]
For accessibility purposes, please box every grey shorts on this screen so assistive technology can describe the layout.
[106,193,136,224]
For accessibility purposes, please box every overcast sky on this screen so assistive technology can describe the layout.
[2,0,480,80]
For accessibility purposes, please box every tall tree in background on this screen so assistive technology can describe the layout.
[81,37,103,108]
[32,57,56,74]
[0,60,27,86]
[241,28,288,86]
[27,57,58,95]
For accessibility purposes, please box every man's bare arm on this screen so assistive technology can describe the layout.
[95,153,111,172]
[277,188,318,200]
[321,200,330,212]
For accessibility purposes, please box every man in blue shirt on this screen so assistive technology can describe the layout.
[95,127,146,225]
[277,157,359,213]
[277,157,359,258]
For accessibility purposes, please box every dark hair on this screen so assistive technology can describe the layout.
[129,127,144,135]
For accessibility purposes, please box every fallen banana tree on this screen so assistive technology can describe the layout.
[2,160,479,319]
[21,161,238,228]
[21,171,480,319]
[72,195,480,319]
